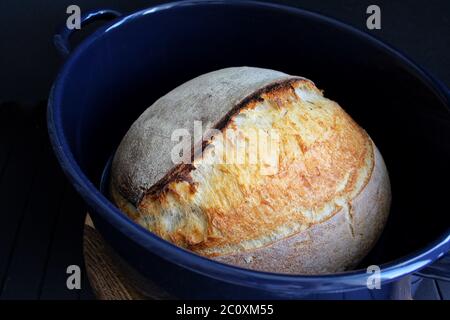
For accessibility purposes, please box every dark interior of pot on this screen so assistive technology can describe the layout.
[57,3,450,270]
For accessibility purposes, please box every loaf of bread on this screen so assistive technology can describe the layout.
[111,67,391,274]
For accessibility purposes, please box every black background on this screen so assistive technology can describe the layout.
[0,0,449,107]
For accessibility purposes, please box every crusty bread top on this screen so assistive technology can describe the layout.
[111,67,375,257]
[112,67,299,205]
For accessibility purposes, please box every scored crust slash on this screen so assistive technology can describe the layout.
[110,67,391,274]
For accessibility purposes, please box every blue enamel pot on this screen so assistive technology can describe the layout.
[48,0,450,299]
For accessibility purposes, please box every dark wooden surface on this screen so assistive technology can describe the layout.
[0,104,95,300]
[0,103,446,299]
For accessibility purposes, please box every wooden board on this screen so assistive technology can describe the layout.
[83,217,147,300]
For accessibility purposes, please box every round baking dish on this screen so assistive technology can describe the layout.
[48,0,450,299]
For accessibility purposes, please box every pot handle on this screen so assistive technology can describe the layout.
[415,252,450,281]
[54,9,122,58]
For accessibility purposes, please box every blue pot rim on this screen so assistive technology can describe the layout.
[47,0,450,292]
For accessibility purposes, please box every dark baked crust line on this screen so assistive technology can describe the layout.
[116,77,311,207]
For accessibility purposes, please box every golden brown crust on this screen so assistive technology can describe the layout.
[213,144,390,274]
[111,67,297,205]
[111,67,391,274]
[140,78,308,199]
